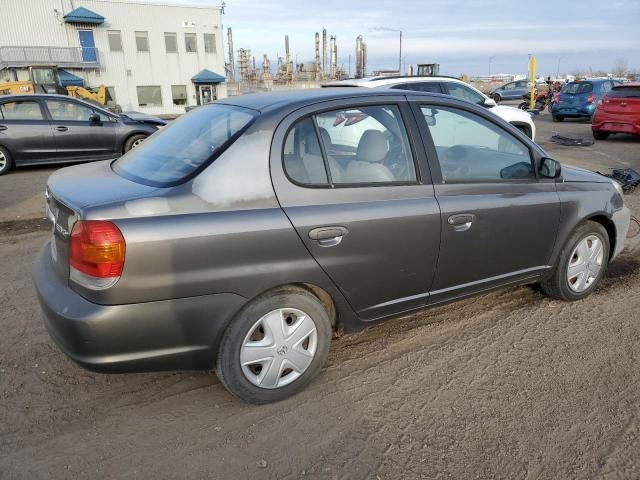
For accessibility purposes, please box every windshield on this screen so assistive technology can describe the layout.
[114,104,258,187]
[562,82,593,94]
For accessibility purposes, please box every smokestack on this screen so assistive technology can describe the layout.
[322,28,327,76]
[227,27,235,81]
[315,32,321,80]
[285,35,291,79]
[330,35,337,80]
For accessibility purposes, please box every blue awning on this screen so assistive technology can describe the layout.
[58,69,85,87]
[63,7,105,24]
[191,69,226,84]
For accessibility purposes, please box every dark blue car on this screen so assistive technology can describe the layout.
[551,79,619,122]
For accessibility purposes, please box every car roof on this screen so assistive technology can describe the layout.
[323,76,466,88]
[0,93,112,113]
[217,87,453,113]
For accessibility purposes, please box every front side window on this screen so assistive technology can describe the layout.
[421,106,533,182]
[114,104,257,186]
[283,105,416,186]
[0,101,43,120]
[185,33,197,53]
[445,83,485,105]
[204,33,216,53]
[137,86,162,107]
[164,32,178,53]
[108,30,123,52]
[45,100,95,121]
[135,31,149,52]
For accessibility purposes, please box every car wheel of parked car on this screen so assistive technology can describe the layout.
[552,115,564,122]
[541,221,610,301]
[216,286,332,403]
[0,146,13,176]
[593,131,609,140]
[492,94,502,103]
[124,134,148,153]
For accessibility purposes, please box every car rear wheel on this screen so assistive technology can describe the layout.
[216,286,332,403]
[492,94,502,103]
[0,146,13,176]
[541,221,610,301]
[593,131,609,140]
[552,115,564,122]
[123,134,148,153]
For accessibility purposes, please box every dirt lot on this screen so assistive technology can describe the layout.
[1,110,640,479]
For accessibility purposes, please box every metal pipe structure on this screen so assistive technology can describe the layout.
[315,32,321,80]
[322,28,327,76]
[227,27,235,81]
[355,35,367,78]
[284,35,292,81]
[330,35,337,80]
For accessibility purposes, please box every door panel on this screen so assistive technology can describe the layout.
[44,99,117,161]
[271,97,441,320]
[79,30,97,62]
[0,100,56,163]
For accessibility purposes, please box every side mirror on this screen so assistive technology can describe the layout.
[483,97,497,108]
[539,157,562,179]
[89,113,101,124]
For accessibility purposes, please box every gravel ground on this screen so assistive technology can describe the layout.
[1,109,639,479]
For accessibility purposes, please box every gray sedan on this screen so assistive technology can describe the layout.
[34,89,630,403]
[0,94,165,175]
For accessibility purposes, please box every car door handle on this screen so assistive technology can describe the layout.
[56,126,68,132]
[0,125,7,131]
[448,214,475,232]
[308,226,348,247]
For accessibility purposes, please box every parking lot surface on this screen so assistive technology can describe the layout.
[1,108,640,479]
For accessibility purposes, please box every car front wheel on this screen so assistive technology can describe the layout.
[123,134,148,153]
[216,286,332,403]
[0,146,14,175]
[541,221,610,301]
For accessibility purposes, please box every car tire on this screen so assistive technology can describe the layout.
[541,221,610,301]
[216,286,332,403]
[123,134,148,153]
[552,115,564,122]
[0,146,14,176]
[492,94,502,103]
[593,131,609,140]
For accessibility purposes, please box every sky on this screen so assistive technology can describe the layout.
[157,0,640,76]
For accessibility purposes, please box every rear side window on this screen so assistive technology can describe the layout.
[283,105,417,186]
[563,82,593,94]
[114,104,257,187]
[609,86,640,98]
[443,83,485,105]
[392,82,442,93]
[0,101,43,120]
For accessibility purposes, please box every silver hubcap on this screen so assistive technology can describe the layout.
[0,151,6,170]
[131,138,144,148]
[240,308,318,389]
[567,235,604,293]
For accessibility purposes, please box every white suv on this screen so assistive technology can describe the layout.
[323,76,536,140]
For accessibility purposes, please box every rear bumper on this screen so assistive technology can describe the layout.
[552,105,595,118]
[592,121,640,135]
[34,242,246,372]
[611,206,631,260]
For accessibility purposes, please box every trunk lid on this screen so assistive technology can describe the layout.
[558,81,594,107]
[599,85,640,116]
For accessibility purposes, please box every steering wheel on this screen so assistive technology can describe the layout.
[384,137,409,180]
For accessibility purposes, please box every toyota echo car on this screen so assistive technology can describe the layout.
[34,89,630,403]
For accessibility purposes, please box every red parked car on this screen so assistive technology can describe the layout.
[592,83,640,140]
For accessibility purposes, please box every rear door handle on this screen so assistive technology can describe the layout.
[56,126,68,132]
[308,226,348,247]
[448,214,475,232]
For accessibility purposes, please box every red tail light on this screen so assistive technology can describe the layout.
[600,94,609,105]
[69,220,125,279]
[587,93,596,104]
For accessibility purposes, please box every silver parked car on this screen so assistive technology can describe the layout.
[35,89,630,403]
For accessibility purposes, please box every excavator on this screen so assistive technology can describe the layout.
[0,66,120,112]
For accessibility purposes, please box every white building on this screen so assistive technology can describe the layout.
[0,0,227,115]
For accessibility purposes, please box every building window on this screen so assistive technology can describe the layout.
[135,31,149,52]
[164,32,178,53]
[108,30,123,52]
[184,33,197,53]
[171,85,188,106]
[137,86,162,107]
[204,33,216,53]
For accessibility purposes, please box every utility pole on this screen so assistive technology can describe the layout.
[488,56,495,76]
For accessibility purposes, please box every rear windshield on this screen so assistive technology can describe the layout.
[114,104,257,187]
[609,86,640,98]
[562,82,593,94]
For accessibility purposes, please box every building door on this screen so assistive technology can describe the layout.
[198,85,216,105]
[78,30,97,62]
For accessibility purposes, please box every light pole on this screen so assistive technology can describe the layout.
[488,56,495,77]
[556,57,563,78]
[403,54,408,76]
[372,26,402,74]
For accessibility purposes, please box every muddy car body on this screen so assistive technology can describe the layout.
[34,89,630,403]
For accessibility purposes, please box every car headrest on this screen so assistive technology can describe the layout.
[357,130,387,163]
[319,127,332,148]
